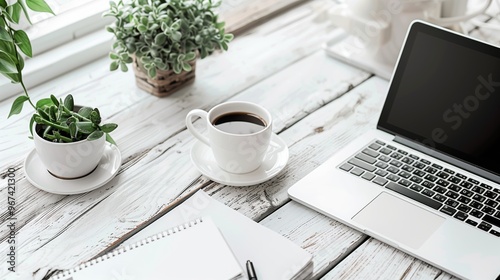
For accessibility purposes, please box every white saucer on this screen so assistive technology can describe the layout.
[24,144,122,195]
[190,133,289,186]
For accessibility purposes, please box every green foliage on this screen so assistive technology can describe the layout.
[33,94,118,143]
[104,0,234,77]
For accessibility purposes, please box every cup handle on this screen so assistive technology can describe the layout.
[428,0,492,27]
[186,109,210,147]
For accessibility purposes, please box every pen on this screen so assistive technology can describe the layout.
[246,260,258,280]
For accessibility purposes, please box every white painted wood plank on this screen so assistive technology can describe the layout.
[261,201,367,278]
[321,238,459,280]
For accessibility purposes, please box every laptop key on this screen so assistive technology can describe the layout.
[375,140,386,145]
[445,199,459,208]
[465,219,478,226]
[431,163,443,170]
[454,211,468,221]
[413,162,426,169]
[457,204,471,213]
[375,162,388,169]
[362,148,379,158]
[339,163,354,171]
[472,194,485,203]
[485,199,498,208]
[468,178,480,185]
[443,168,455,174]
[440,206,456,216]
[422,189,435,197]
[380,148,392,155]
[410,184,423,192]
[375,170,388,177]
[489,229,500,237]
[448,176,461,184]
[457,196,471,204]
[470,209,483,218]
[362,172,375,181]
[480,183,492,190]
[436,171,449,179]
[470,201,483,210]
[410,176,423,184]
[387,166,399,174]
[478,222,492,232]
[409,154,419,160]
[482,206,495,215]
[460,189,474,197]
[387,174,400,182]
[348,158,376,172]
[433,194,447,203]
[399,179,411,187]
[420,159,431,165]
[350,168,364,176]
[402,165,414,172]
[379,155,391,162]
[373,177,388,186]
[422,181,434,189]
[449,184,461,192]
[483,214,500,228]
[386,182,442,210]
[459,181,473,189]
[387,145,396,150]
[456,173,467,180]
[355,153,377,164]
[413,170,426,177]
[369,143,382,150]
[484,190,498,200]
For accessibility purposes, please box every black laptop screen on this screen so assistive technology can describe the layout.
[378,22,500,176]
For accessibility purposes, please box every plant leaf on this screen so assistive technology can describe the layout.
[110,61,119,71]
[13,30,32,57]
[100,123,118,133]
[18,0,33,25]
[1,72,20,83]
[76,122,95,134]
[0,52,17,73]
[63,94,74,111]
[50,94,59,106]
[105,133,117,145]
[78,107,93,118]
[36,107,50,120]
[87,130,104,141]
[8,95,29,118]
[69,122,77,139]
[0,26,13,42]
[26,0,54,14]
[7,2,22,24]
[182,62,192,72]
[35,97,53,108]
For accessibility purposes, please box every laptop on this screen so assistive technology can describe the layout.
[288,20,500,280]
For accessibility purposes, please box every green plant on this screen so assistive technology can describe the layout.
[2,1,117,144]
[33,94,118,143]
[104,0,234,78]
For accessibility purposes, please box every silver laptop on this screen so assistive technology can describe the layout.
[288,20,500,280]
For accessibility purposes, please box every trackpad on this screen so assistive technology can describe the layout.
[352,192,445,249]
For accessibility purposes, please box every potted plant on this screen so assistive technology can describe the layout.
[103,0,234,97]
[3,0,118,179]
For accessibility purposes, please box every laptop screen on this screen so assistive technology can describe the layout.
[378,21,500,177]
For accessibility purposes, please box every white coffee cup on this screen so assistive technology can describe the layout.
[186,101,273,174]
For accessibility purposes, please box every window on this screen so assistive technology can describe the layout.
[0,0,114,100]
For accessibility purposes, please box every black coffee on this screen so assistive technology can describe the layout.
[212,112,266,134]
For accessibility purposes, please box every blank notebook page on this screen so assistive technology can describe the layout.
[51,217,243,280]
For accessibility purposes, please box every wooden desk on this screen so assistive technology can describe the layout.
[1,0,498,279]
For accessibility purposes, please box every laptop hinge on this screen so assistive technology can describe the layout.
[394,136,500,185]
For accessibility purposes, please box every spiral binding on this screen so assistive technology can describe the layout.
[50,218,204,280]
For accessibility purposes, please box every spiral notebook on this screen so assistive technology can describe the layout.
[50,217,243,280]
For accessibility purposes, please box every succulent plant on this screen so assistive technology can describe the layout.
[33,94,118,144]
[104,0,234,78]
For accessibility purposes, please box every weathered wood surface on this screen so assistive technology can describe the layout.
[0,0,497,279]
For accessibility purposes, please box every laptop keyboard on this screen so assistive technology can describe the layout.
[338,140,500,238]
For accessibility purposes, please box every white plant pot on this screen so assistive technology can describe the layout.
[33,124,106,179]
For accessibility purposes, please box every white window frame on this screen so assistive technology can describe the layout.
[0,1,114,101]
